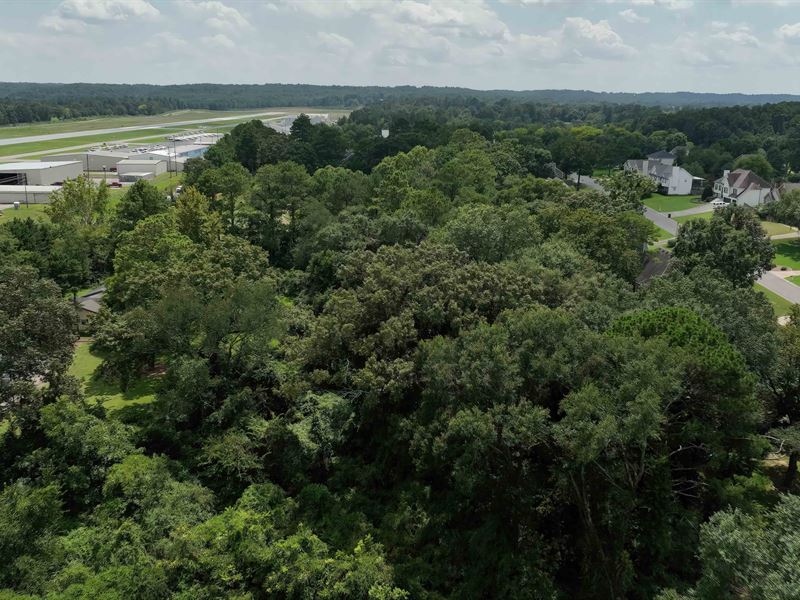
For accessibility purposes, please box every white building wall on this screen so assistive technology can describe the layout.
[117,160,167,177]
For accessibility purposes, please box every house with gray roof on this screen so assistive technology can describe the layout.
[624,151,704,195]
[713,169,779,207]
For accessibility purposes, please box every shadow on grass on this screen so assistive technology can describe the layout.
[84,372,159,411]
[773,240,800,269]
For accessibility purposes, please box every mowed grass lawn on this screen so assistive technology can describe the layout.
[761,221,796,236]
[652,226,674,241]
[674,211,713,224]
[0,127,183,158]
[0,107,350,141]
[643,193,702,213]
[754,284,795,317]
[772,239,800,269]
[0,203,49,222]
[69,342,158,411]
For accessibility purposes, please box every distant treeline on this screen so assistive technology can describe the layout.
[2,81,800,126]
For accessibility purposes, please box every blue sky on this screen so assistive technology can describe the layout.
[2,0,800,93]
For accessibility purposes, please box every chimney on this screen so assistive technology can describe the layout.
[723,169,730,179]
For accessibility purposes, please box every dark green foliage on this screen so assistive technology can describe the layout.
[2,97,797,600]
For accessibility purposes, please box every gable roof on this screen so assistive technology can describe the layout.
[647,150,676,160]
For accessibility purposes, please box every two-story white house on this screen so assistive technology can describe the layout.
[713,169,779,207]
[624,151,704,196]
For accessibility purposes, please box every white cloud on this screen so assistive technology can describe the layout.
[619,8,649,23]
[58,0,159,21]
[517,17,635,63]
[777,22,800,42]
[180,0,250,31]
[38,0,158,35]
[673,23,762,67]
[507,0,692,6]
[202,33,235,49]
[390,0,511,41]
[316,32,355,55]
[39,13,88,33]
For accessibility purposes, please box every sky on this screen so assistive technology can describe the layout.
[2,0,800,94]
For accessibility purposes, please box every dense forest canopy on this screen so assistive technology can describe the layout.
[3,97,800,599]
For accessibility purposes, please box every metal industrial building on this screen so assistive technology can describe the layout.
[45,150,131,172]
[0,185,60,204]
[0,161,82,185]
[117,159,167,182]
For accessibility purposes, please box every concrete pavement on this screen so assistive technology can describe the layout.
[0,111,288,147]
[669,203,714,218]
[757,272,800,304]
[567,173,603,191]
[645,207,678,236]
[641,202,800,310]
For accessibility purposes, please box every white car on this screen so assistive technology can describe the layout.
[711,199,725,208]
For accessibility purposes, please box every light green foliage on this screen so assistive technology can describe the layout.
[45,175,109,228]
[431,203,540,262]
[598,169,657,213]
[733,151,775,181]
[659,495,800,600]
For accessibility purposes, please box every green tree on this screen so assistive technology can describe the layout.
[598,169,657,213]
[0,264,76,422]
[45,175,108,228]
[673,207,774,287]
[733,152,775,181]
[111,179,169,239]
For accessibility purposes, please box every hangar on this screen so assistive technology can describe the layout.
[0,161,82,185]
[0,185,59,204]
[117,159,167,182]
[46,151,130,172]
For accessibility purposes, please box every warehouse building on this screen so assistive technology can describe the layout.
[0,185,59,204]
[0,161,82,185]
[46,150,130,172]
[117,159,167,182]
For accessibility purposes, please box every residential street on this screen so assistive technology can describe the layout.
[644,207,678,236]
[669,203,714,218]
[567,173,603,191]
[758,272,800,304]
[641,203,800,309]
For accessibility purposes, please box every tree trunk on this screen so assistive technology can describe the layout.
[784,451,798,490]
[576,173,581,190]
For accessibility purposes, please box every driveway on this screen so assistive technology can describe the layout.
[670,203,714,218]
[567,173,604,191]
[758,272,800,304]
[644,207,678,236]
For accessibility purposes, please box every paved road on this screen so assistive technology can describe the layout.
[641,204,800,308]
[670,203,714,218]
[645,207,678,236]
[758,272,800,304]
[0,111,288,147]
[771,232,800,240]
[568,172,603,190]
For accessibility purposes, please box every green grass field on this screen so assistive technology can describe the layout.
[643,193,702,213]
[754,284,795,317]
[788,276,800,286]
[0,203,49,222]
[0,107,352,141]
[0,127,187,158]
[652,226,674,241]
[69,342,158,411]
[674,211,713,224]
[761,221,796,237]
[772,239,800,269]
